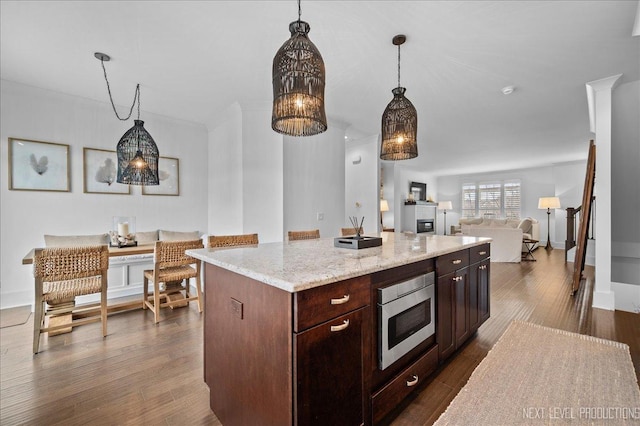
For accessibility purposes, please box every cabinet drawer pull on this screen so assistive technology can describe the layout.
[453,276,463,282]
[478,251,487,255]
[330,294,350,305]
[406,375,419,387]
[330,319,350,332]
[452,259,462,265]
[480,265,487,270]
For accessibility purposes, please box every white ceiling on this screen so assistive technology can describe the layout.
[1,1,638,176]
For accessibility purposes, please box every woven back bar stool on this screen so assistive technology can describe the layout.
[142,239,204,324]
[340,227,364,236]
[288,229,320,241]
[32,244,109,354]
[208,233,259,248]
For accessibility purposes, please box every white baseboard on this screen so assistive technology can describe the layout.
[612,281,640,313]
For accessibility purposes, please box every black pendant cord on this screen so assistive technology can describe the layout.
[297,0,302,22]
[397,44,401,88]
[100,58,140,121]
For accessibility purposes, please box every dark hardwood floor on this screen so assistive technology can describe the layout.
[1,248,638,425]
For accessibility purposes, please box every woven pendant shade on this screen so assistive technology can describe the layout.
[117,120,159,185]
[380,87,418,160]
[272,20,327,137]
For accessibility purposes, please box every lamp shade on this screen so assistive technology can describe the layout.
[438,201,453,210]
[538,197,561,209]
[272,20,327,137]
[380,199,390,212]
[117,120,159,185]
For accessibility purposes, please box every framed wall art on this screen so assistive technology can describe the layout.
[83,147,130,194]
[8,137,70,192]
[142,156,179,196]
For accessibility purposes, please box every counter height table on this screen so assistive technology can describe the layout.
[187,232,492,425]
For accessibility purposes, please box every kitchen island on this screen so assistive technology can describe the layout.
[187,232,491,425]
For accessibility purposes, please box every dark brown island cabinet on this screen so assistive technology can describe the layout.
[197,239,491,425]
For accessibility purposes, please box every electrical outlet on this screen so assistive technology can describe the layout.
[231,298,243,319]
[317,212,324,221]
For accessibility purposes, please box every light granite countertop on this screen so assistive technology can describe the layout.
[187,232,490,293]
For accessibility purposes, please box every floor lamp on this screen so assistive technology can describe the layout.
[438,201,453,235]
[538,196,561,250]
[380,199,389,231]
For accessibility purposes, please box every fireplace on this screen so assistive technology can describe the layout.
[417,219,434,234]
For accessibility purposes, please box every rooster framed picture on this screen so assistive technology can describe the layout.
[82,147,130,195]
[8,137,70,192]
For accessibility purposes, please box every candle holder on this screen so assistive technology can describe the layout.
[110,216,137,248]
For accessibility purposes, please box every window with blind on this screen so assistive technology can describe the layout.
[461,181,521,219]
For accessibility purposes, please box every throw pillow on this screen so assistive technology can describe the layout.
[136,230,159,244]
[506,219,520,228]
[518,218,533,234]
[44,233,109,247]
[159,230,200,241]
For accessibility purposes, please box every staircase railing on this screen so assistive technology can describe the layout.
[565,206,581,262]
[564,196,596,263]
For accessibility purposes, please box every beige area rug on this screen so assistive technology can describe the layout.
[0,305,31,328]
[435,320,640,425]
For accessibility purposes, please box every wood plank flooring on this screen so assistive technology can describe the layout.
[1,248,638,425]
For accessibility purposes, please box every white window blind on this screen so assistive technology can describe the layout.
[461,181,521,219]
[504,181,521,219]
[478,183,501,217]
[462,184,476,218]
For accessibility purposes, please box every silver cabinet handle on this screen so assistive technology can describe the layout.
[452,259,462,265]
[406,375,419,387]
[453,276,463,282]
[330,294,350,305]
[479,265,487,270]
[479,251,487,255]
[330,319,350,332]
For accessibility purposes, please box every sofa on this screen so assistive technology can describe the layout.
[452,217,539,263]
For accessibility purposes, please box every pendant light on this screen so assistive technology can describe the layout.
[95,52,159,185]
[272,0,327,136]
[380,35,418,161]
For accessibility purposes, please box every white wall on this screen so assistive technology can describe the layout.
[381,162,395,230]
[611,79,640,289]
[0,80,208,309]
[345,135,378,234]
[241,103,284,243]
[436,162,586,245]
[283,122,346,239]
[208,102,243,234]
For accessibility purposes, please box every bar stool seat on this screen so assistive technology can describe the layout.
[142,239,204,323]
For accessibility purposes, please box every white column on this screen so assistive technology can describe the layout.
[586,74,621,310]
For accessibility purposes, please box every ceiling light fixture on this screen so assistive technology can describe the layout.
[380,35,418,161]
[502,85,515,95]
[272,0,327,137]
[95,52,159,186]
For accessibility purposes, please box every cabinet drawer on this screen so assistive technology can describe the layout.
[437,249,469,276]
[371,344,439,424]
[469,243,490,264]
[294,275,370,332]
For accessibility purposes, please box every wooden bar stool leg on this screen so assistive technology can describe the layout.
[142,274,149,309]
[33,298,44,354]
[153,279,161,324]
[101,275,107,337]
[195,275,203,313]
